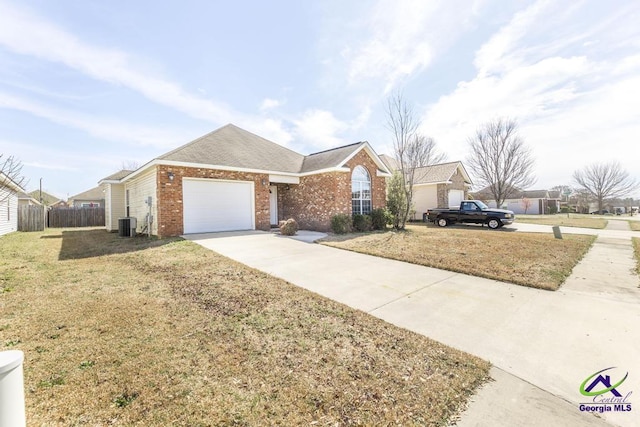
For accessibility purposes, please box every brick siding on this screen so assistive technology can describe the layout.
[276,149,387,231]
[436,167,468,208]
[155,149,387,236]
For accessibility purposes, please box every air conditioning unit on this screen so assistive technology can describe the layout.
[118,217,137,237]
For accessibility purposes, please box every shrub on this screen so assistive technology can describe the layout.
[331,214,352,234]
[279,218,298,236]
[352,214,372,232]
[387,170,408,229]
[370,208,390,230]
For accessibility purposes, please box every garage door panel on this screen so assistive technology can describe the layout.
[183,179,254,234]
[449,190,464,208]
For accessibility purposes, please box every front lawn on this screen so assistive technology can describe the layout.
[629,221,640,231]
[0,229,489,426]
[515,214,607,229]
[322,225,595,291]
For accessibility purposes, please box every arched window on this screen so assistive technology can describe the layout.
[351,166,371,215]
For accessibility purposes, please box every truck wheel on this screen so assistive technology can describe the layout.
[437,218,448,227]
[487,218,501,229]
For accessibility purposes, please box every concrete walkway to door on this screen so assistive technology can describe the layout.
[185,227,640,427]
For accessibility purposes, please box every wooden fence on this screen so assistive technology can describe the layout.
[47,207,106,228]
[18,205,46,232]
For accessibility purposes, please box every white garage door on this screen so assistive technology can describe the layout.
[448,190,464,208]
[183,179,254,234]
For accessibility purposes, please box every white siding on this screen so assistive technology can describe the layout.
[0,188,18,236]
[124,168,158,235]
[105,183,127,232]
[412,185,438,220]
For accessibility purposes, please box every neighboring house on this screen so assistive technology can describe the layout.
[17,191,42,207]
[68,186,105,208]
[99,124,392,237]
[379,156,473,220]
[28,190,64,207]
[474,189,558,214]
[0,172,25,236]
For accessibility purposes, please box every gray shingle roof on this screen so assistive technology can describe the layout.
[379,154,399,171]
[301,142,365,173]
[102,169,134,181]
[69,186,105,201]
[158,124,304,173]
[381,158,471,185]
[101,124,389,182]
[413,162,465,184]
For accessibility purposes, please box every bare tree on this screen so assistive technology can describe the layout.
[121,160,140,171]
[466,118,535,208]
[386,92,445,229]
[0,154,27,203]
[572,161,638,213]
[521,197,531,214]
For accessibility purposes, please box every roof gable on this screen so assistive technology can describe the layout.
[383,159,472,185]
[159,124,305,173]
[69,186,105,201]
[104,124,391,183]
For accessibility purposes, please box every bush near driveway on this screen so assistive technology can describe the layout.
[515,214,607,229]
[322,225,596,291]
[0,229,489,426]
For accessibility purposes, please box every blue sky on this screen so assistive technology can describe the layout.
[1,0,639,200]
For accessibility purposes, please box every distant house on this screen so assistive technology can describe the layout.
[380,156,473,220]
[17,191,42,207]
[28,190,64,207]
[0,172,25,236]
[68,186,105,208]
[474,188,560,214]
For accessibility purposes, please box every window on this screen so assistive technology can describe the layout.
[351,166,371,215]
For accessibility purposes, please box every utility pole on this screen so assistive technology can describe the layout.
[39,178,42,203]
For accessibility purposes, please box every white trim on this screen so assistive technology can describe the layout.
[114,160,355,184]
[413,181,452,187]
[0,172,25,192]
[337,142,393,175]
[105,140,392,184]
[269,174,300,184]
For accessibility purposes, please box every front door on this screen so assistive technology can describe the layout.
[269,185,278,226]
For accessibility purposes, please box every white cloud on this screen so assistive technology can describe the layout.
[0,1,236,123]
[293,109,349,151]
[259,98,282,111]
[342,0,482,92]
[419,1,640,192]
[0,92,186,148]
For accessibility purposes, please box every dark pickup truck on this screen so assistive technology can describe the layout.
[426,200,515,229]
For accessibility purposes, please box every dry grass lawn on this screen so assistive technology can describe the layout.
[322,225,595,291]
[0,229,489,426]
[634,238,640,275]
[515,214,607,229]
[629,221,640,231]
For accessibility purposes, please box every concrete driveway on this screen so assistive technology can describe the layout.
[185,226,640,427]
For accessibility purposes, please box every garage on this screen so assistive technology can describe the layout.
[448,189,464,208]
[183,179,255,234]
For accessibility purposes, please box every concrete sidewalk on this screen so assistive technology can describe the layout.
[185,228,640,427]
